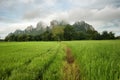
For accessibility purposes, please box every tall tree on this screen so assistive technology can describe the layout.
[101,31,109,40]
[109,31,115,39]
[52,26,64,41]
[64,24,75,40]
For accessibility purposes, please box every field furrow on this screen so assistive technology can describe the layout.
[63,46,81,80]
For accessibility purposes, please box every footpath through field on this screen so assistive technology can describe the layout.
[63,44,81,80]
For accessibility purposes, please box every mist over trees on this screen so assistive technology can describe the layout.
[5,20,116,41]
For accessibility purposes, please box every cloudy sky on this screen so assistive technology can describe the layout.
[0,0,120,38]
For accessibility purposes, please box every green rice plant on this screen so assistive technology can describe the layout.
[64,40,120,80]
[0,42,60,80]
[0,40,120,80]
[43,44,65,80]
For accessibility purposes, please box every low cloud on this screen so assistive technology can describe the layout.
[56,6,120,22]
[92,6,120,21]
[0,21,37,39]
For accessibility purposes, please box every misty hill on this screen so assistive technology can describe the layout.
[12,22,47,36]
[10,20,95,36]
[73,21,95,32]
[5,20,115,41]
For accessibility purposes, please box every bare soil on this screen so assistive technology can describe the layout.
[63,47,81,80]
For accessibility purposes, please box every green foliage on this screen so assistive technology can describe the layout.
[52,26,64,41]
[64,24,76,40]
[101,31,115,40]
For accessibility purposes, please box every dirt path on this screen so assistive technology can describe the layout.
[63,47,81,80]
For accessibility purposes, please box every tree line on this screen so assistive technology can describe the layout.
[5,24,116,41]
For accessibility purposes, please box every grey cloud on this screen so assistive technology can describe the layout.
[100,20,120,36]
[0,16,19,23]
[22,7,54,20]
[57,6,120,23]
[55,8,94,23]
[0,0,55,9]
[68,0,120,8]
[0,0,53,21]
[0,0,22,9]
[98,0,120,7]
[23,9,41,19]
[22,0,58,20]
[91,6,120,21]
[0,0,35,10]
[91,0,120,8]
[100,20,120,29]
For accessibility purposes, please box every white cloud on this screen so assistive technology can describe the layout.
[0,21,36,39]
[54,6,120,23]
[92,6,120,21]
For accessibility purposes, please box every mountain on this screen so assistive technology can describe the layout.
[50,20,59,27]
[73,21,95,32]
[8,20,95,36]
[36,21,46,31]
[11,21,47,36]
[14,29,23,34]
[50,20,68,27]
[5,20,97,41]
[25,25,34,32]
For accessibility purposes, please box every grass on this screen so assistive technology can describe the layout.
[0,42,64,80]
[0,40,120,80]
[64,40,120,80]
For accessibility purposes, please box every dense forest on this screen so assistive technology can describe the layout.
[5,20,117,41]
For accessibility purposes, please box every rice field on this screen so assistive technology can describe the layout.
[64,40,120,80]
[0,40,120,80]
[0,42,65,80]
